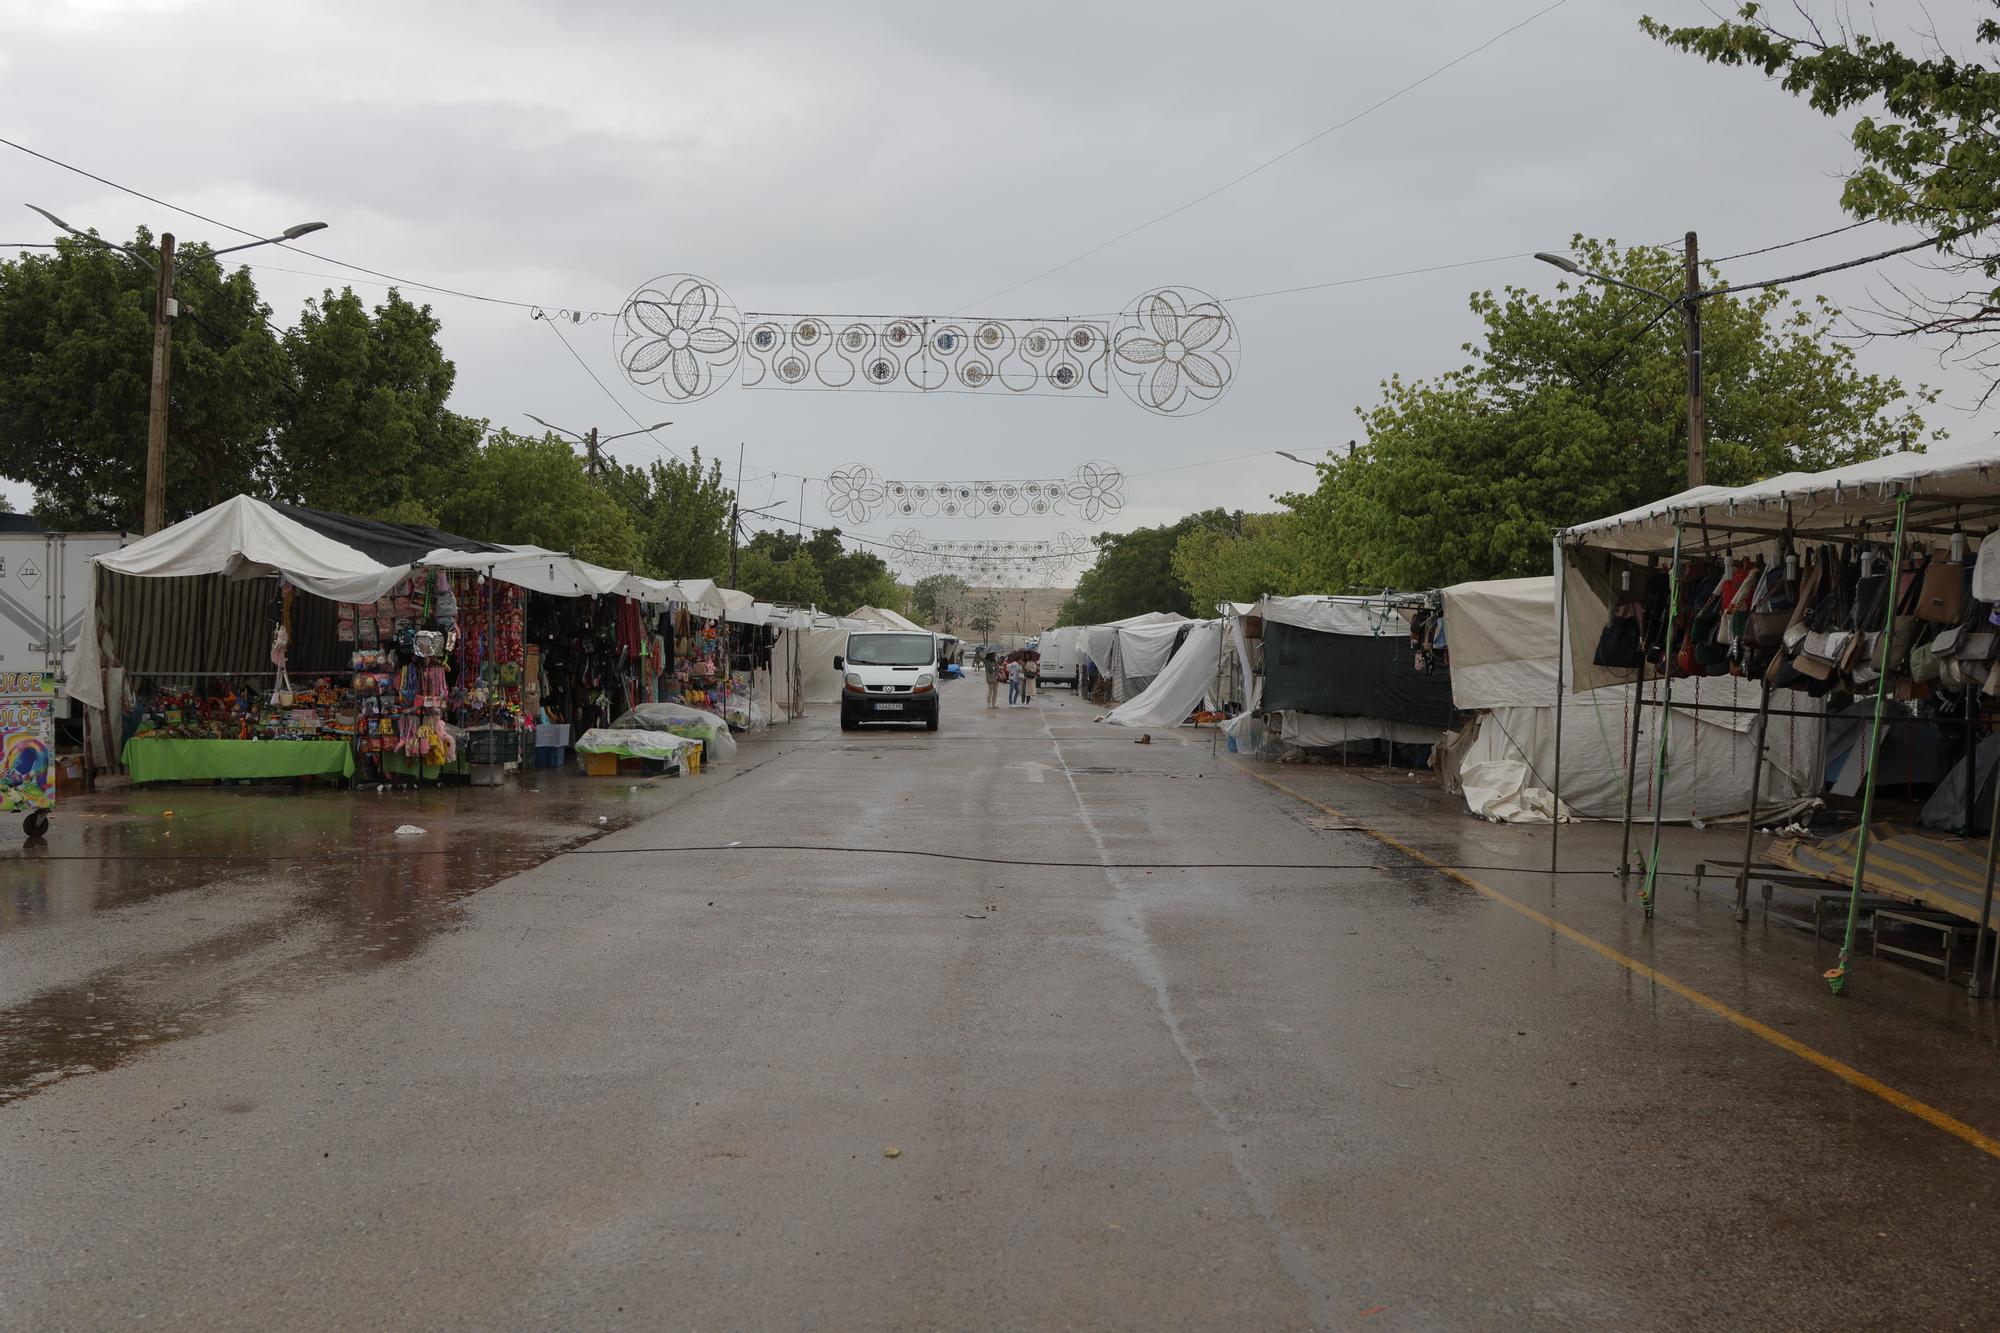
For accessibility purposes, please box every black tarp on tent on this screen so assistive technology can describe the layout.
[1260,618,1458,729]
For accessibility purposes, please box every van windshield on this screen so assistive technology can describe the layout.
[847,633,934,666]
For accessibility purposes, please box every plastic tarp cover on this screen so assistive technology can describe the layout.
[1441,576,1560,710]
[1274,712,1442,747]
[1444,675,1822,822]
[1261,620,1458,728]
[608,702,738,761]
[574,728,698,762]
[1561,437,2000,552]
[1920,732,2000,834]
[1256,595,1409,638]
[1112,621,1186,700]
[95,495,408,603]
[852,605,926,632]
[1107,620,1222,728]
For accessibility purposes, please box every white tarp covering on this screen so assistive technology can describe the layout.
[1441,576,1559,710]
[1442,675,1823,823]
[1561,437,2000,553]
[1274,712,1442,748]
[1078,611,1187,677]
[1111,621,1186,700]
[1106,620,1222,729]
[852,605,926,632]
[1255,594,1411,639]
[94,494,406,603]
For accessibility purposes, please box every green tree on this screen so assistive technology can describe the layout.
[1643,6,2000,395]
[436,431,642,568]
[966,593,1002,641]
[742,527,899,613]
[1058,510,1240,624]
[735,547,826,606]
[1171,512,1316,610]
[0,231,287,529]
[909,573,970,628]
[1285,238,1934,591]
[272,287,482,517]
[602,448,734,579]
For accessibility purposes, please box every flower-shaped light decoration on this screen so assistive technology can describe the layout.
[1111,285,1237,417]
[824,465,887,525]
[614,274,741,403]
[1064,460,1126,522]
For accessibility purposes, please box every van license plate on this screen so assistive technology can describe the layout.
[875,701,904,712]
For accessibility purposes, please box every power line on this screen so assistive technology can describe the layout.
[535,313,685,463]
[0,135,610,316]
[948,0,1570,313]
[1711,218,1878,264]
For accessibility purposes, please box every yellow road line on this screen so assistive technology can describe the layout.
[1229,762,2000,1162]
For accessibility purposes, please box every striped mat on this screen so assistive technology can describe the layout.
[1780,824,2000,926]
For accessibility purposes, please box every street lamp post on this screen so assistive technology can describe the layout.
[28,206,328,534]
[1536,233,1705,488]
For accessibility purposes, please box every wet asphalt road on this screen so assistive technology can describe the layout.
[3,678,2000,1330]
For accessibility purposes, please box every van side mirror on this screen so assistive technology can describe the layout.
[833,655,844,670]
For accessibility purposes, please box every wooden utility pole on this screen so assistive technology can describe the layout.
[728,443,745,586]
[1683,230,1705,489]
[583,427,601,479]
[143,232,176,535]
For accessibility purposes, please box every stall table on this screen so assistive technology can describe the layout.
[122,738,356,785]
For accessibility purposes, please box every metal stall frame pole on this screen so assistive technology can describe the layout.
[1616,556,1653,881]
[1640,524,1685,918]
[1969,749,2000,1000]
[1827,492,1909,996]
[1551,545,1567,873]
[1735,675,1773,922]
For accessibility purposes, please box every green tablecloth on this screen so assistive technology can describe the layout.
[122,738,356,785]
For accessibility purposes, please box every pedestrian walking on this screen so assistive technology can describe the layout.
[1006,658,1022,706]
[986,656,1001,709]
[1022,656,1037,704]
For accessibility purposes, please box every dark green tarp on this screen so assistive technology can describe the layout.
[1261,620,1458,728]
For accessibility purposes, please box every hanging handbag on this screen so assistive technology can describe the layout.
[1593,603,1644,669]
[1749,563,1791,648]
[1910,641,1943,682]
[1916,561,1970,624]
[1933,623,1968,658]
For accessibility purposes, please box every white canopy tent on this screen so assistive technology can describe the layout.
[69,495,758,712]
[1438,576,1822,824]
[1105,620,1223,729]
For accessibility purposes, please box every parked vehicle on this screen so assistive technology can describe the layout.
[1037,626,1081,689]
[0,528,126,717]
[837,631,941,731]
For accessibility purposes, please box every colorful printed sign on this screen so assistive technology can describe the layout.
[0,672,55,814]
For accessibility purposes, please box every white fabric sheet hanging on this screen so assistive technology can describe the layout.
[1106,620,1222,729]
[1440,576,1561,710]
[1443,683,1822,823]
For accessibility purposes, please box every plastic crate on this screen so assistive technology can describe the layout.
[463,727,519,766]
[534,745,565,768]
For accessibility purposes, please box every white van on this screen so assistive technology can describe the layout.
[837,630,940,731]
[1038,626,1080,690]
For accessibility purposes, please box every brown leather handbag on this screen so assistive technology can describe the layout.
[1916,561,1970,624]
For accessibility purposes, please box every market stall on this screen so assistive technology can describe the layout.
[1557,438,2000,995]
[1251,593,1456,754]
[68,496,751,787]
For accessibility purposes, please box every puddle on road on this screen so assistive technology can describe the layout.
[0,771,682,1106]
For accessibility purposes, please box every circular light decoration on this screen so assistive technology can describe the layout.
[614,273,741,403]
[1112,284,1238,417]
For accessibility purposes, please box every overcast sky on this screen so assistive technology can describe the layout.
[3,0,1992,584]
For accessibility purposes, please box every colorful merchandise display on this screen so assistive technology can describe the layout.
[2,671,56,838]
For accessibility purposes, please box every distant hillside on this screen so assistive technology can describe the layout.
[919,587,1068,647]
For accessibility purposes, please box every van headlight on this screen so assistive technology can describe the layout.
[916,673,934,689]
[844,672,864,691]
